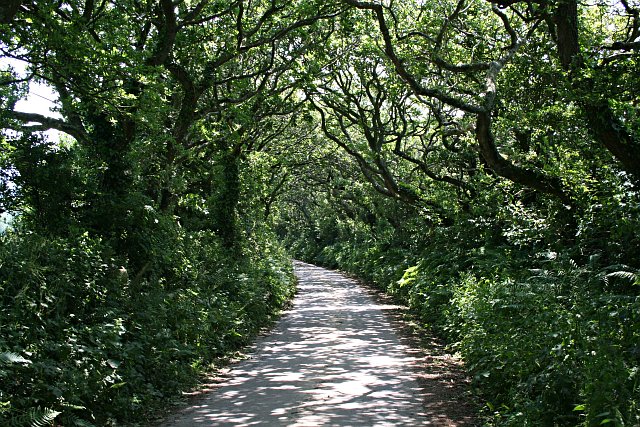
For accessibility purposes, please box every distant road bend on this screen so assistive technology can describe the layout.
[160,261,475,426]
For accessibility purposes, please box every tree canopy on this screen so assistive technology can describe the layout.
[1,0,639,425]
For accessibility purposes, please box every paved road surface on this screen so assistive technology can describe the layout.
[160,261,473,426]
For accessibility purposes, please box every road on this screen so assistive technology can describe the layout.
[160,261,475,426]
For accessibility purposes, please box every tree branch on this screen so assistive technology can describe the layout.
[342,0,484,113]
[4,111,89,143]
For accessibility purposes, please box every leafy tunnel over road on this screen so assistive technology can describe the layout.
[160,261,475,426]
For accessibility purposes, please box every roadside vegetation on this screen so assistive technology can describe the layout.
[2,0,639,425]
[276,1,640,425]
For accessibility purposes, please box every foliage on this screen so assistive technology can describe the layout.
[0,3,313,423]
[0,225,294,425]
[1,0,639,425]
[280,163,640,425]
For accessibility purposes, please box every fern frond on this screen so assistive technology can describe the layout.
[56,406,94,427]
[0,352,31,366]
[605,270,638,284]
[58,412,96,427]
[10,407,60,427]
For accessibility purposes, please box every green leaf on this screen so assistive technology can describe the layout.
[10,407,60,427]
[0,352,31,365]
[110,382,127,389]
[605,270,637,284]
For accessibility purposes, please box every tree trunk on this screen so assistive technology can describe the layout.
[554,0,640,183]
[555,0,579,70]
[84,113,135,242]
[476,112,571,204]
[213,150,241,251]
[582,102,640,182]
[0,0,22,24]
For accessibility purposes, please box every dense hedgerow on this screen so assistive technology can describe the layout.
[286,202,640,426]
[0,226,294,426]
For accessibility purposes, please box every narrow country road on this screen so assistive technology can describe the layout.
[160,261,474,426]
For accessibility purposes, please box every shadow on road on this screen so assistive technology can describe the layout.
[160,261,474,426]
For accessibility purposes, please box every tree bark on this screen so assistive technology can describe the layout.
[555,0,579,70]
[0,0,22,24]
[581,102,640,181]
[476,112,571,204]
[554,0,640,182]
[213,150,241,251]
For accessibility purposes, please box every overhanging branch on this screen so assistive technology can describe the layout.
[4,111,89,143]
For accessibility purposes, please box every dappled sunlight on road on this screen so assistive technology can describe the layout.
[161,262,459,426]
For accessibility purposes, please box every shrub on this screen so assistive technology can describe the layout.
[0,225,295,425]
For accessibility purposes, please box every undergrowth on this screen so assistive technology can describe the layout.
[287,201,640,426]
[0,227,295,426]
